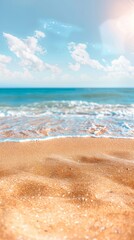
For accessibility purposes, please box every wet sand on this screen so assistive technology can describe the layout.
[0,137,134,240]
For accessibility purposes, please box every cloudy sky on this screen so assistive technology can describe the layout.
[0,0,134,87]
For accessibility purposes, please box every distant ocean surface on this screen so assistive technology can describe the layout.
[0,88,134,142]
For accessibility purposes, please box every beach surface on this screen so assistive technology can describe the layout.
[0,137,134,240]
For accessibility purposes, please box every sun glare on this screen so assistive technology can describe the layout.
[117,11,134,35]
[100,1,134,54]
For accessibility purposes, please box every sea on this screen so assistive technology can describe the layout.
[0,88,134,142]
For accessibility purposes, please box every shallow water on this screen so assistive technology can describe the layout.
[0,88,134,141]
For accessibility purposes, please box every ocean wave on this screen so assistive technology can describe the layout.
[0,101,134,141]
[0,101,134,117]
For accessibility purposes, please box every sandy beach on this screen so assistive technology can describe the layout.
[0,137,134,240]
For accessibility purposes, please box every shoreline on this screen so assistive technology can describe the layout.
[0,137,134,239]
[1,135,134,143]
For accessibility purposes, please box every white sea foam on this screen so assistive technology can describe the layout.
[0,101,134,141]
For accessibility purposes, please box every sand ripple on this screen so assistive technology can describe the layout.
[0,138,134,239]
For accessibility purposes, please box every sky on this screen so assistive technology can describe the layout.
[0,0,134,87]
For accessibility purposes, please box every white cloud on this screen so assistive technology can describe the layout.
[0,53,59,86]
[68,42,104,71]
[35,30,45,39]
[69,63,80,71]
[44,20,80,38]
[0,57,33,81]
[105,55,134,79]
[107,56,133,72]
[0,31,61,86]
[25,37,45,55]
[0,54,13,79]
[0,54,12,64]
[68,42,134,80]
[1,29,134,87]
[3,31,61,74]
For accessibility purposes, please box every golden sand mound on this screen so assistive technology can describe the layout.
[0,138,134,239]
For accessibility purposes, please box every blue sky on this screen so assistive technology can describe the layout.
[0,0,134,87]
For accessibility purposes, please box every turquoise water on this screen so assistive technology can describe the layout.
[0,88,134,141]
[0,88,134,105]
